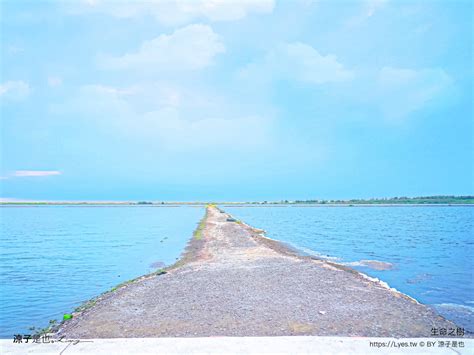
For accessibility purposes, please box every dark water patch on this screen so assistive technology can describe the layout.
[344,260,394,271]
[150,261,166,269]
[406,273,434,284]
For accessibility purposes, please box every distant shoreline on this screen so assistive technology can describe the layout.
[1,195,472,205]
[1,202,473,207]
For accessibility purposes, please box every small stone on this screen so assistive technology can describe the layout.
[319,310,326,315]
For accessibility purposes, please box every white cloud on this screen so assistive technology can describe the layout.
[14,170,62,177]
[143,110,270,151]
[0,198,32,202]
[0,80,31,100]
[364,0,387,18]
[102,24,225,72]
[66,0,275,25]
[6,45,24,54]
[190,0,275,22]
[376,66,454,119]
[53,82,273,153]
[47,76,63,87]
[74,82,221,114]
[347,0,388,26]
[81,84,137,97]
[240,42,354,85]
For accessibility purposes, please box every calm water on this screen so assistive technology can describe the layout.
[225,206,474,331]
[0,206,203,337]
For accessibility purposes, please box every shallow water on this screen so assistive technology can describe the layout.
[0,205,203,338]
[225,205,474,332]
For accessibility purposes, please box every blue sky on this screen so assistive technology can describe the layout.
[0,0,472,201]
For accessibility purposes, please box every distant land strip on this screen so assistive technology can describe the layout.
[0,195,473,205]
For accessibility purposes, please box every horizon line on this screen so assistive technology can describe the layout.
[1,195,473,204]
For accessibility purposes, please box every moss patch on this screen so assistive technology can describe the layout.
[193,209,208,240]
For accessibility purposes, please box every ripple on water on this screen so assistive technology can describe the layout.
[343,259,394,271]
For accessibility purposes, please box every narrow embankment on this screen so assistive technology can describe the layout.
[56,206,457,338]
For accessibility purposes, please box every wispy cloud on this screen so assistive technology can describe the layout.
[375,66,454,119]
[6,45,24,54]
[55,82,274,153]
[0,197,34,202]
[47,76,63,87]
[0,80,31,100]
[13,170,62,177]
[346,0,388,26]
[101,24,225,72]
[64,0,275,26]
[239,42,354,85]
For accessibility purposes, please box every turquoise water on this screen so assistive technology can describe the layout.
[225,205,474,331]
[0,206,203,338]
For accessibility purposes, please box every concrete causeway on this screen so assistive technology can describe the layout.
[56,206,458,338]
